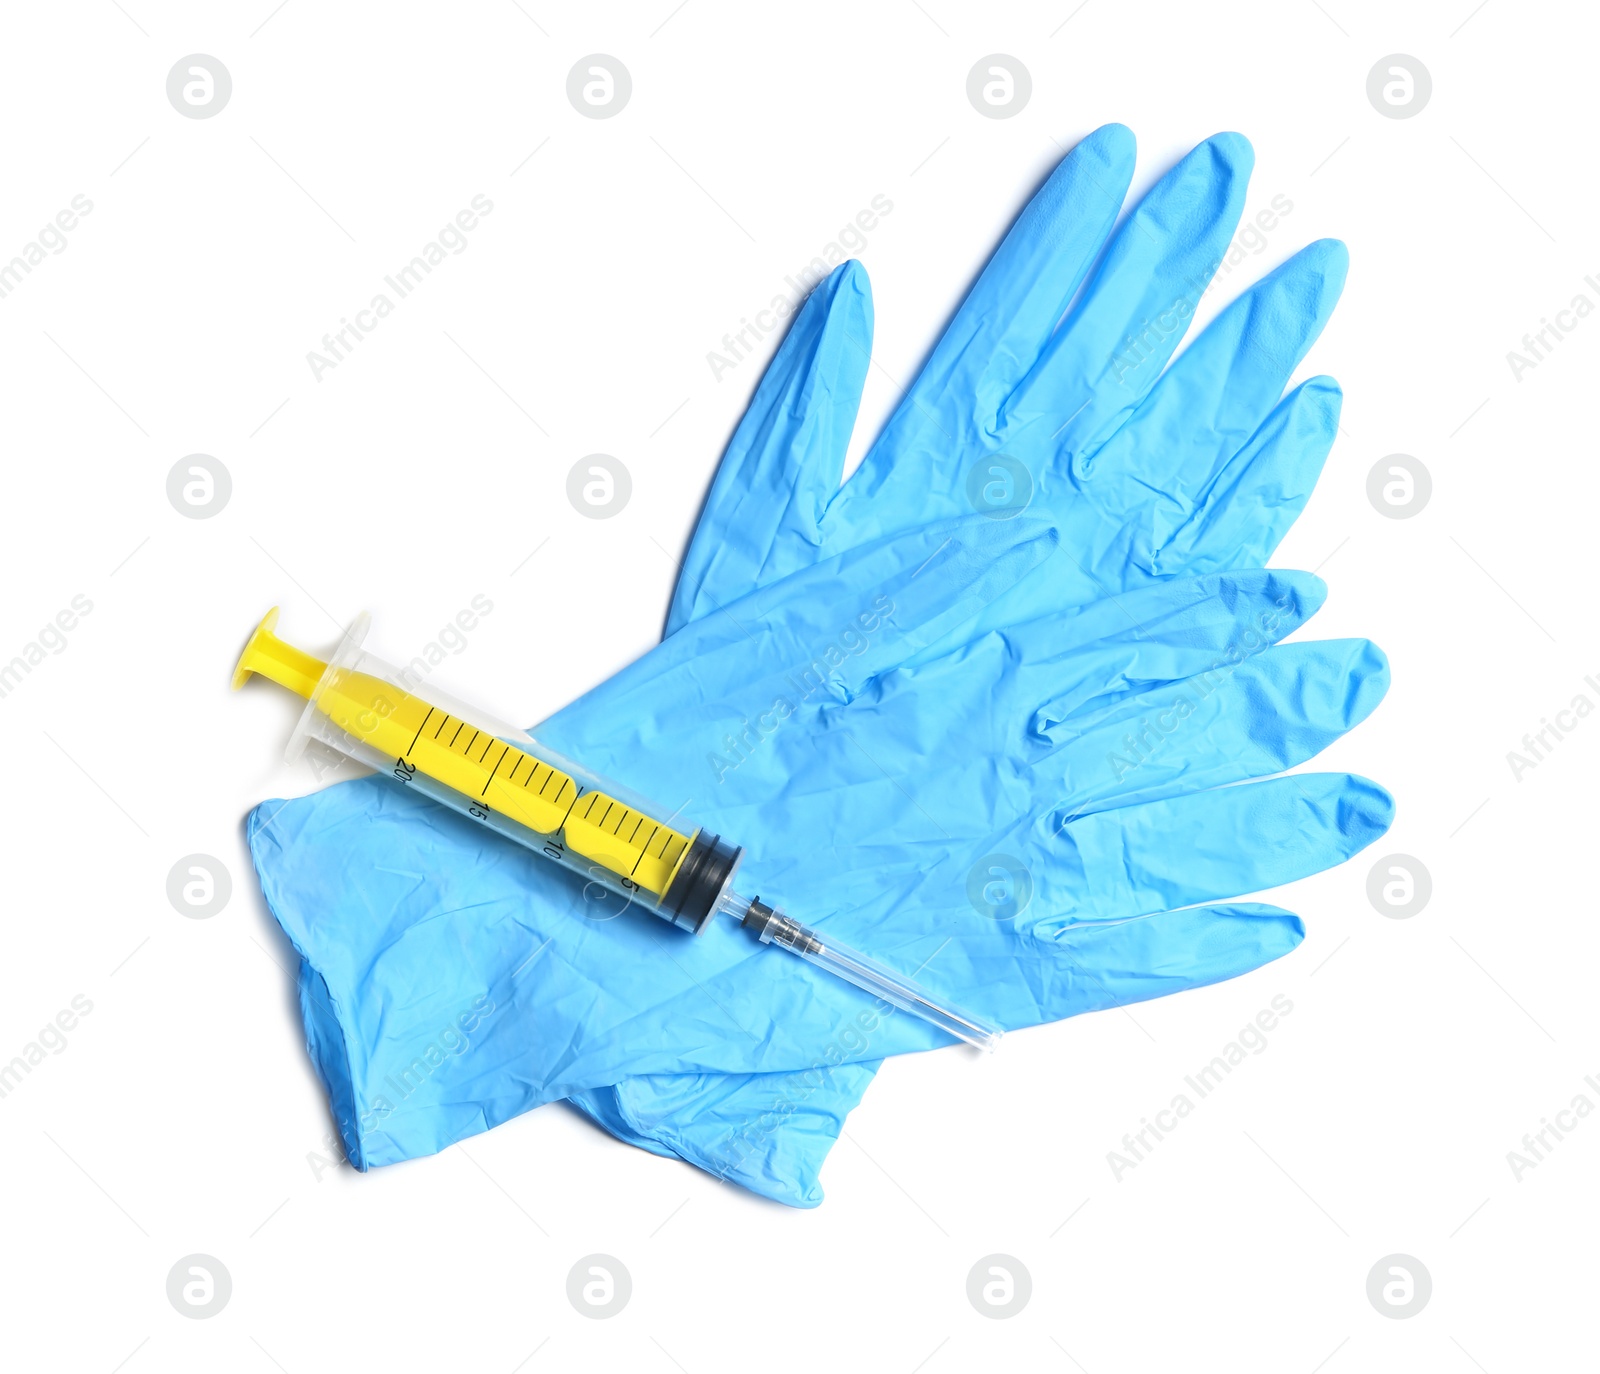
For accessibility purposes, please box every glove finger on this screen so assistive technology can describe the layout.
[1016,902,1307,1023]
[668,261,873,634]
[1049,639,1391,809]
[845,123,1136,485]
[1088,238,1347,513]
[1154,375,1342,576]
[1020,772,1394,941]
[1016,566,1325,726]
[1007,133,1255,464]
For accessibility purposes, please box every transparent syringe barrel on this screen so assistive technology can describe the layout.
[282,614,742,934]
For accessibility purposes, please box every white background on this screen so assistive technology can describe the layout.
[0,1,1593,1370]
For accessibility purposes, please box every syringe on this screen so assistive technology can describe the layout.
[233,609,1001,1051]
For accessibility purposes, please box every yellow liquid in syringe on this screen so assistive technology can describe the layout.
[319,670,693,897]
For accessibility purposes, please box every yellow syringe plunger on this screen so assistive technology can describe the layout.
[232,606,326,699]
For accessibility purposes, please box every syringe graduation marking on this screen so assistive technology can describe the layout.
[321,667,692,896]
[480,743,511,796]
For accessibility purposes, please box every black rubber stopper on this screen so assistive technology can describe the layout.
[660,831,742,934]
